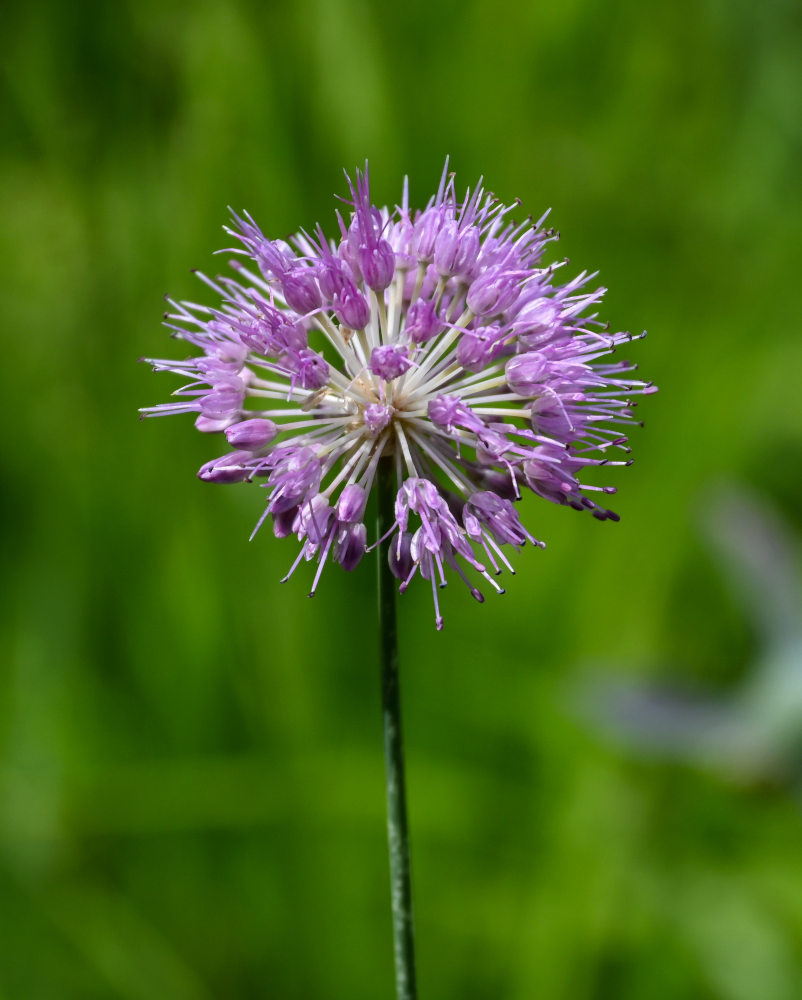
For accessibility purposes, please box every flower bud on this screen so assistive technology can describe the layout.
[434,222,480,277]
[410,208,444,261]
[333,283,370,330]
[369,345,412,381]
[456,328,508,372]
[466,270,521,316]
[389,532,414,580]
[363,403,393,436]
[225,418,278,450]
[334,523,367,571]
[237,321,272,355]
[266,446,322,513]
[272,506,299,538]
[281,267,321,314]
[505,352,549,395]
[283,348,329,390]
[299,495,334,544]
[197,450,252,483]
[195,414,234,433]
[359,239,396,292]
[336,484,368,522]
[318,258,349,301]
[404,298,440,344]
[514,298,561,349]
[199,385,244,419]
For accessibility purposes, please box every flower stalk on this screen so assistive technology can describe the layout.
[377,455,418,1000]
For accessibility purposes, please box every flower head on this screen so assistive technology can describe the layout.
[142,162,655,628]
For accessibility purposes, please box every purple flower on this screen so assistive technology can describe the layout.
[370,345,413,381]
[404,299,440,344]
[225,418,278,451]
[363,402,394,437]
[143,162,655,627]
[333,280,370,330]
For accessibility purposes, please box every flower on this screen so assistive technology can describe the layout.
[142,162,655,629]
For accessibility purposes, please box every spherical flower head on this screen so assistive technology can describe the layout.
[142,160,656,628]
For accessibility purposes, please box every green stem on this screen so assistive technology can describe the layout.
[376,456,418,1000]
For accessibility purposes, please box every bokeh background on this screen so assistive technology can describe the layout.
[2,0,802,997]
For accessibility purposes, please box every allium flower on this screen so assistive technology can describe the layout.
[142,163,655,629]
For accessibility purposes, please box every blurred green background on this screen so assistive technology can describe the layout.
[2,0,802,997]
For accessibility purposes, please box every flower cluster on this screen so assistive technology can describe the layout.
[142,163,655,628]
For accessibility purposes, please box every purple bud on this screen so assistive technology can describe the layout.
[334,522,367,571]
[388,216,415,268]
[455,328,509,372]
[336,483,367,522]
[427,394,465,432]
[333,282,370,330]
[466,270,521,316]
[272,506,298,538]
[433,222,481,277]
[433,222,460,275]
[318,258,350,301]
[514,297,561,349]
[266,446,322,513]
[410,208,444,261]
[369,345,412,381]
[238,322,272,355]
[195,414,234,433]
[212,340,249,367]
[455,332,486,372]
[404,298,440,344]
[283,348,330,390]
[505,352,549,395]
[298,495,334,544]
[274,320,308,354]
[465,492,532,546]
[456,227,480,275]
[476,467,519,500]
[199,386,244,419]
[196,355,244,377]
[530,391,576,437]
[254,242,290,281]
[281,267,321,314]
[389,532,414,580]
[239,313,307,356]
[338,226,362,278]
[197,450,252,483]
[225,418,278,450]
[363,402,393,436]
[359,239,396,292]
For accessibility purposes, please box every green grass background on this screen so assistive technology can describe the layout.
[2,0,802,996]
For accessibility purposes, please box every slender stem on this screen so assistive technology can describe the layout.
[376,456,418,1000]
